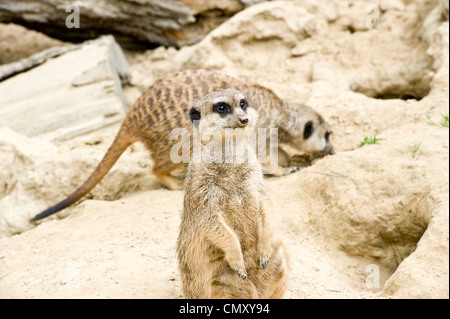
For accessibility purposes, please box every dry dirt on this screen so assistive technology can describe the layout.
[0,0,449,298]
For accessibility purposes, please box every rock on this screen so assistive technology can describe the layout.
[0,23,65,65]
[177,1,327,72]
[0,44,79,81]
[0,126,156,238]
[0,0,262,47]
[0,35,130,141]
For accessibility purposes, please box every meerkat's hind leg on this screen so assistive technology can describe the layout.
[261,143,299,176]
[265,242,289,299]
[152,162,184,190]
[211,268,258,299]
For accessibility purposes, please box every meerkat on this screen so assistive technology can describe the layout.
[31,69,333,221]
[177,88,288,299]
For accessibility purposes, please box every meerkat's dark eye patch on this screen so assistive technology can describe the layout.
[189,107,201,123]
[303,121,314,139]
[240,99,248,111]
[213,102,231,115]
[325,131,331,142]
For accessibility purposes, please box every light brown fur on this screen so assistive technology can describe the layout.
[32,69,333,221]
[177,89,288,299]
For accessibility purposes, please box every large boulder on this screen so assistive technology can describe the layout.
[0,35,130,141]
[0,0,265,47]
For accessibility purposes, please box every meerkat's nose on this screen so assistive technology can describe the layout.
[239,118,249,126]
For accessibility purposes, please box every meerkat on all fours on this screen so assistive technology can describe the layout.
[31,69,333,222]
[177,89,289,299]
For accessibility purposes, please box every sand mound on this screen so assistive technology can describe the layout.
[0,0,448,298]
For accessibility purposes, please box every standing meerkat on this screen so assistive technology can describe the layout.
[177,89,288,299]
[31,69,333,221]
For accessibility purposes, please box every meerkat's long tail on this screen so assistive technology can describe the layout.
[30,128,136,222]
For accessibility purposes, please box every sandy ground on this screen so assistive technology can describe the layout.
[0,0,449,298]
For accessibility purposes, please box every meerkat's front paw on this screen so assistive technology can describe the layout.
[258,239,272,270]
[263,165,300,176]
[258,245,271,270]
[259,255,270,270]
[235,267,247,280]
[232,261,247,280]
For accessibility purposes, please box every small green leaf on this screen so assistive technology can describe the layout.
[359,136,383,147]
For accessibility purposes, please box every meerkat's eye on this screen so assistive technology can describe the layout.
[213,103,230,114]
[240,99,248,110]
[303,121,314,139]
[325,131,331,142]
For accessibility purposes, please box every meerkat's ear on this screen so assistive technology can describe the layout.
[189,107,201,125]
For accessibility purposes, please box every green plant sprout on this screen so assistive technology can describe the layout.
[0,257,10,280]
[408,142,422,159]
[425,113,449,128]
[441,113,449,128]
[359,136,383,147]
